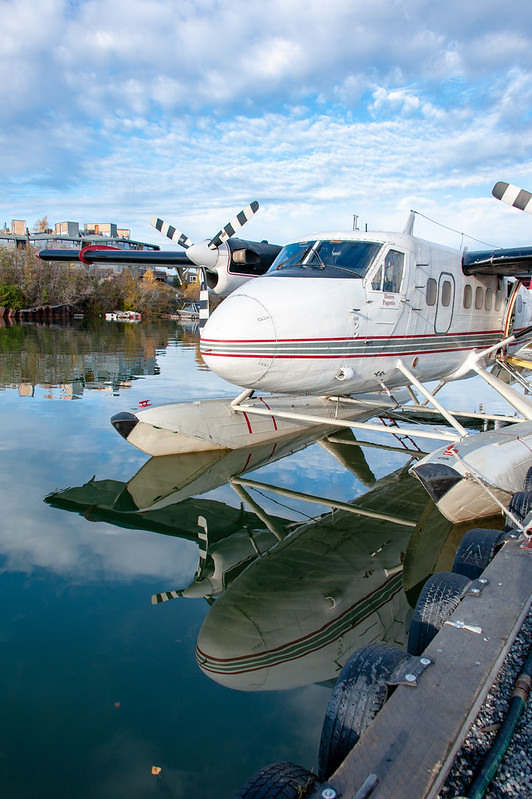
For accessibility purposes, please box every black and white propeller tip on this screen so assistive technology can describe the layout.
[208,200,260,249]
[150,217,194,249]
[150,200,260,251]
[492,181,532,214]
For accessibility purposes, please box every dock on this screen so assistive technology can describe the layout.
[309,538,532,799]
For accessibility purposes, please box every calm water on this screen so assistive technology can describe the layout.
[0,318,507,798]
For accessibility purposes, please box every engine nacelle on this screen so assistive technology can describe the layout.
[205,238,282,295]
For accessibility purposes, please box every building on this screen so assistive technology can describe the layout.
[84,222,117,237]
[0,218,158,254]
[55,222,80,237]
[11,220,27,235]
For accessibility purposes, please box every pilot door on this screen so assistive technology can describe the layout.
[366,248,407,334]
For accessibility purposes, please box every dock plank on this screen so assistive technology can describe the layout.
[315,539,532,799]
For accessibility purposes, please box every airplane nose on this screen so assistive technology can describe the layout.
[196,599,268,689]
[200,293,276,385]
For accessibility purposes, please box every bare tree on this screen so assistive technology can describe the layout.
[33,216,49,233]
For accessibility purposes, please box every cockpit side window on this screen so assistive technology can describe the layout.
[370,249,405,293]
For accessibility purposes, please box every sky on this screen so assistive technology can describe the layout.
[2,0,532,251]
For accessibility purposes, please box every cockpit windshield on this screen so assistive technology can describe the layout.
[268,239,382,278]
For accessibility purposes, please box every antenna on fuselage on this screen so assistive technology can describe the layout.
[352,215,359,231]
[403,210,416,235]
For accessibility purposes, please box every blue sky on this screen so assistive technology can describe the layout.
[2,0,532,249]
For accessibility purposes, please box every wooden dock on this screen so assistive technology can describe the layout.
[310,538,532,799]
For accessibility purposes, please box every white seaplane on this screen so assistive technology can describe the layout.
[38,184,532,511]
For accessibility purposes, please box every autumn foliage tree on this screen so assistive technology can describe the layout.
[0,247,178,315]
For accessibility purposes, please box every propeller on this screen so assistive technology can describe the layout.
[492,181,532,214]
[151,516,211,604]
[150,200,260,253]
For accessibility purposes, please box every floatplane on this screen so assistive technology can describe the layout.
[38,183,532,520]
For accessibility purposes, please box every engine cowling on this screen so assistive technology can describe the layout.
[204,238,282,295]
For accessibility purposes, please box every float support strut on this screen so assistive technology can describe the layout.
[396,360,468,438]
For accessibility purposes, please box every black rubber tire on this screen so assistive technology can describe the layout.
[505,490,532,532]
[234,762,317,798]
[523,466,532,491]
[452,528,504,579]
[318,643,410,780]
[407,571,471,656]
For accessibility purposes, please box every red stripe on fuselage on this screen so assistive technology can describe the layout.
[200,330,501,344]
[196,576,403,675]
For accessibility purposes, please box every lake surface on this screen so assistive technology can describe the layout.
[0,318,511,798]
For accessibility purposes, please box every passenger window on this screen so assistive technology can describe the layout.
[475,286,484,310]
[441,280,452,307]
[485,289,493,311]
[426,278,437,306]
[463,284,472,309]
[495,290,503,311]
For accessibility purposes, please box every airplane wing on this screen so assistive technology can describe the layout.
[36,245,191,267]
[462,246,532,277]
[463,182,532,276]
[37,237,281,270]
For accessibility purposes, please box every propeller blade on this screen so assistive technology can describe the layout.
[492,182,532,215]
[208,201,259,250]
[199,269,209,329]
[151,589,183,605]
[151,216,194,249]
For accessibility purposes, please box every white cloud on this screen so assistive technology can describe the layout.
[1,0,532,248]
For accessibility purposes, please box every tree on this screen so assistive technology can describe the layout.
[33,216,49,233]
[0,282,24,309]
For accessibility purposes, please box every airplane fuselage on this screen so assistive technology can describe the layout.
[200,230,532,395]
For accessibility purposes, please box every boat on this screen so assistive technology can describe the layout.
[176,302,199,322]
[105,310,141,322]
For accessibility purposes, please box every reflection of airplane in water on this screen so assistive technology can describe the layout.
[45,430,495,691]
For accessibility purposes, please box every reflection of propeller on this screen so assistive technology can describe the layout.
[492,181,532,214]
[151,515,211,605]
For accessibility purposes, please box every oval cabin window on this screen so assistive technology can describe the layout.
[475,286,484,310]
[441,280,452,307]
[463,284,472,309]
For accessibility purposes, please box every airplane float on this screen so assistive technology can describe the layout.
[37,182,532,522]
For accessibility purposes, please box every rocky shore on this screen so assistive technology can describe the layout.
[438,609,532,799]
